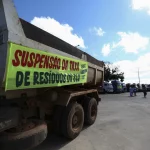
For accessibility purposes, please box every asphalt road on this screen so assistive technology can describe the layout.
[34,92,150,150]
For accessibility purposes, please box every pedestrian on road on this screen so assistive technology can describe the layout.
[142,85,147,98]
[130,85,134,97]
[133,85,137,96]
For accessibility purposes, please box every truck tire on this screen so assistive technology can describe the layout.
[84,97,98,125]
[61,103,84,139]
[0,120,47,150]
[53,105,64,135]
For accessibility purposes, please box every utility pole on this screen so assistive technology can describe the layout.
[138,68,140,85]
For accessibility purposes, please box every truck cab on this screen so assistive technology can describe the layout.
[121,83,127,93]
[147,84,150,91]
[103,81,113,93]
[111,80,122,93]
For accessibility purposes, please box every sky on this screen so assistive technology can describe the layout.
[14,0,150,84]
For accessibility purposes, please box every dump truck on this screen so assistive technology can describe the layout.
[0,0,104,149]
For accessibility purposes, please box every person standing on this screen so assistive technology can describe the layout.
[133,84,137,96]
[142,85,147,98]
[130,85,134,97]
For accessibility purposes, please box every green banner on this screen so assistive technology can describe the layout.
[5,43,88,90]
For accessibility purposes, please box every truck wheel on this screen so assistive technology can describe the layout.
[53,105,64,135]
[84,97,98,125]
[61,103,84,139]
[0,120,47,150]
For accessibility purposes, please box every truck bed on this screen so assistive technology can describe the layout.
[0,0,104,90]
[20,19,103,68]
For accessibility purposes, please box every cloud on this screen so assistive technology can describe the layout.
[90,27,105,36]
[114,52,150,84]
[115,32,149,53]
[101,44,111,56]
[101,32,149,56]
[132,0,150,15]
[31,17,86,48]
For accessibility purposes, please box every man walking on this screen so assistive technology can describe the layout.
[133,84,137,96]
[130,85,134,97]
[142,85,147,98]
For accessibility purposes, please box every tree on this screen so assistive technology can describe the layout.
[104,62,111,82]
[104,62,125,82]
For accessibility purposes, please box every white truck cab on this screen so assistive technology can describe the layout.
[103,81,113,93]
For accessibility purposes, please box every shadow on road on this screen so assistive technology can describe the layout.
[33,125,90,150]
[33,133,70,150]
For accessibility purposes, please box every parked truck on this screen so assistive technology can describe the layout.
[0,0,104,149]
[111,80,122,93]
[103,81,113,93]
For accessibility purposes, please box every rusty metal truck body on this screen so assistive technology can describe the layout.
[0,0,104,149]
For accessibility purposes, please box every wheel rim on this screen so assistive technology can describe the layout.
[72,110,82,131]
[91,104,97,119]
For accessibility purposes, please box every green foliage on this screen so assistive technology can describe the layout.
[104,62,124,82]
